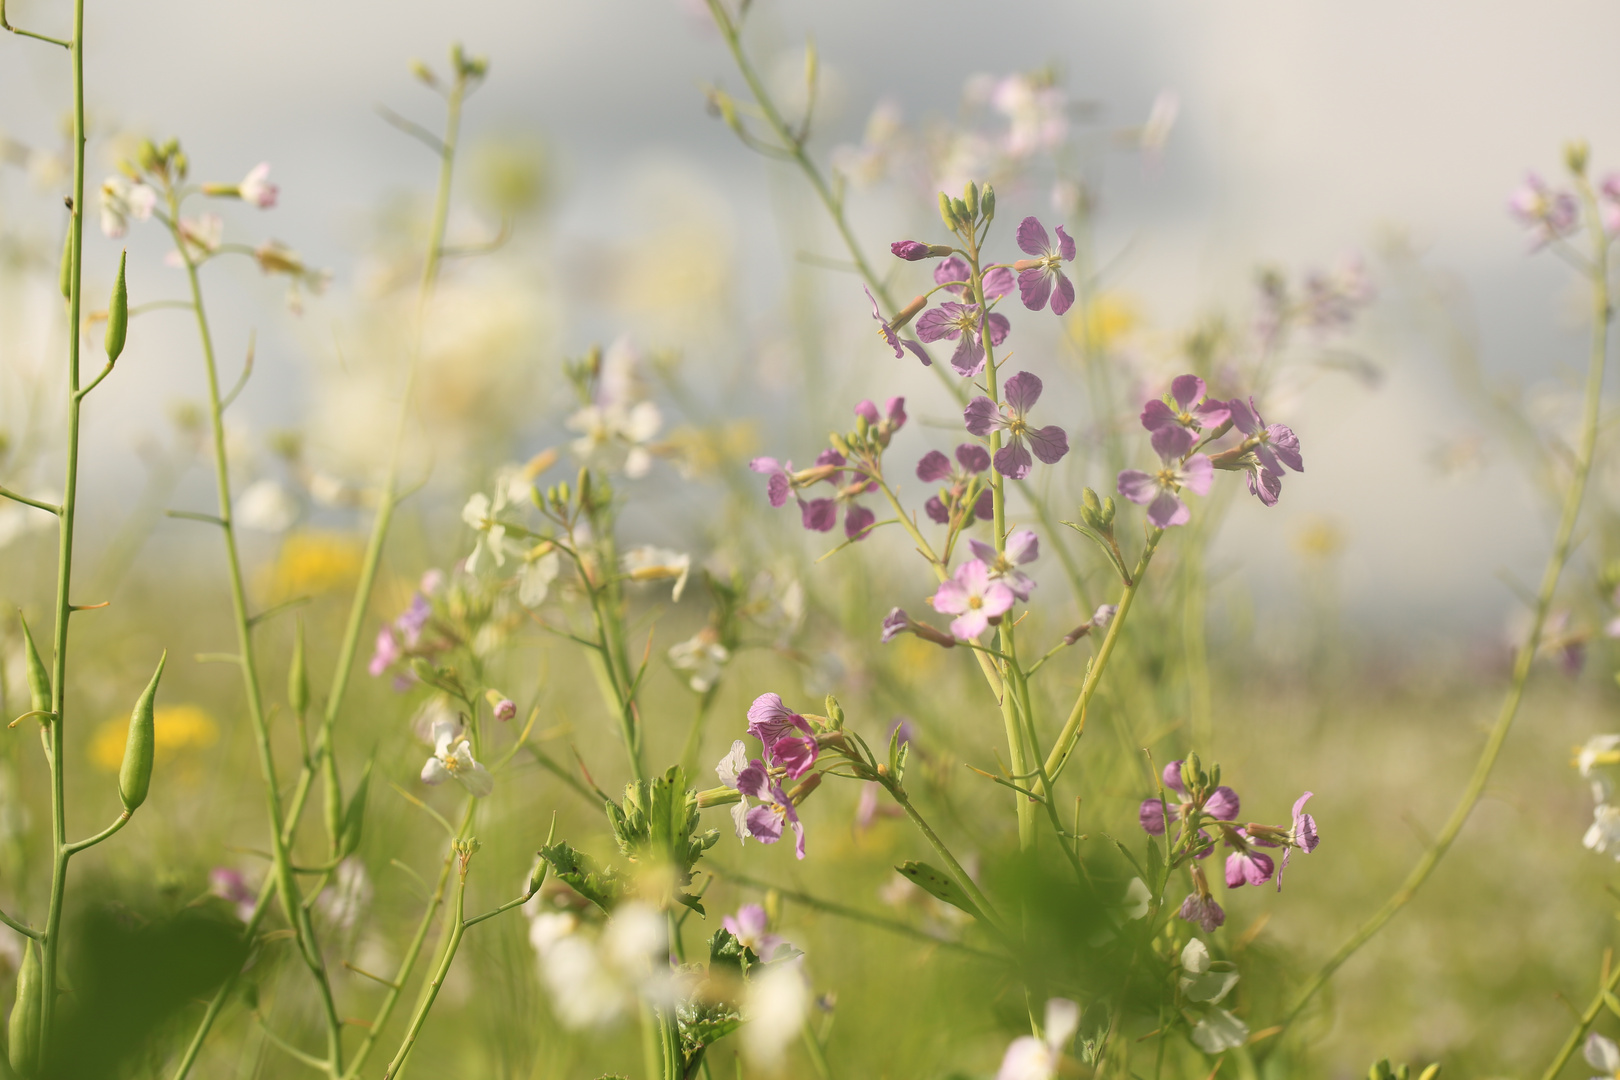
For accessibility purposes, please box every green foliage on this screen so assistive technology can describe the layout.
[895,861,983,922]
[606,765,719,913]
[538,841,625,913]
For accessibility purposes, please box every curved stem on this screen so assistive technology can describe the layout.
[379,853,469,1080]
[881,778,1010,943]
[1540,953,1620,1080]
[1282,183,1611,1032]
[64,809,130,854]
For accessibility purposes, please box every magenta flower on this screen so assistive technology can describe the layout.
[881,607,956,648]
[855,396,907,445]
[1140,375,1232,459]
[968,528,1039,601]
[891,240,932,261]
[1117,444,1213,529]
[715,740,806,858]
[1508,172,1579,248]
[367,626,401,677]
[749,456,795,508]
[747,692,812,745]
[723,904,786,960]
[933,255,1014,301]
[1179,891,1225,933]
[1203,785,1239,821]
[1277,791,1319,890]
[1163,759,1186,793]
[750,452,877,540]
[931,559,1015,640]
[1224,846,1275,889]
[916,301,1011,377]
[963,371,1070,479]
[918,443,993,525]
[1225,396,1303,507]
[865,286,930,365]
[1012,216,1076,315]
[493,698,517,722]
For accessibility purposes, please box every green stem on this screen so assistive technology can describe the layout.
[1041,528,1163,782]
[1540,953,1620,1080]
[39,0,87,1056]
[379,854,469,1080]
[881,779,1010,942]
[1283,180,1611,1032]
[63,809,131,854]
[801,1025,834,1080]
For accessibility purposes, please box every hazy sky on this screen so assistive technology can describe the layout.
[3,0,1618,637]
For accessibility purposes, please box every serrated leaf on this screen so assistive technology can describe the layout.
[607,765,717,911]
[677,999,742,1056]
[895,861,983,921]
[539,841,624,913]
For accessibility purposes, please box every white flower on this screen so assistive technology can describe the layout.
[420,719,494,798]
[1121,877,1151,921]
[1138,89,1180,156]
[236,479,299,532]
[995,997,1079,1080]
[566,401,662,478]
[99,175,155,238]
[1178,939,1239,1004]
[1585,804,1620,858]
[620,546,690,603]
[716,740,754,842]
[237,162,279,208]
[1585,1031,1620,1079]
[517,548,561,608]
[1578,735,1620,776]
[461,483,518,573]
[742,958,810,1068]
[1191,1007,1248,1054]
[669,630,729,692]
[527,901,671,1029]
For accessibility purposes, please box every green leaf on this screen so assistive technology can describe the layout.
[539,841,625,913]
[607,765,719,911]
[894,861,983,921]
[1100,831,1148,882]
[1145,831,1166,893]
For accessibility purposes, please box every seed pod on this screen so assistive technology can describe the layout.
[8,938,41,1079]
[322,743,343,850]
[118,651,167,812]
[287,621,309,717]
[104,250,128,363]
[57,227,73,301]
[17,615,49,719]
[337,758,372,859]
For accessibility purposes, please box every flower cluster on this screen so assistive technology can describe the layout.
[751,398,904,541]
[713,694,829,858]
[1138,755,1320,931]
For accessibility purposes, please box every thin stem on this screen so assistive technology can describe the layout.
[379,854,469,1080]
[64,809,131,854]
[881,779,1010,942]
[1540,953,1620,1080]
[1282,182,1611,1032]
[0,905,41,941]
[0,486,60,515]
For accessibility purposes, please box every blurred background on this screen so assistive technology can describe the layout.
[1,1,1619,1077]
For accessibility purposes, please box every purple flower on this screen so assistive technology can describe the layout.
[916,450,952,483]
[749,456,794,508]
[1224,847,1275,889]
[1178,891,1225,933]
[1224,396,1303,507]
[770,734,819,779]
[865,286,931,365]
[891,240,932,261]
[1012,216,1076,315]
[1140,798,1170,836]
[723,903,787,960]
[716,740,806,858]
[752,452,876,540]
[1277,791,1319,890]
[493,698,517,722]
[919,444,993,526]
[934,256,1014,301]
[368,626,401,677]
[855,396,907,445]
[1508,172,1579,248]
[1117,444,1213,529]
[1163,759,1186,793]
[843,503,877,540]
[880,607,956,648]
[395,593,432,647]
[209,867,258,923]
[1140,375,1232,459]
[931,559,1015,640]
[963,371,1069,479]
[1203,786,1240,821]
[747,692,813,745]
[916,301,1011,377]
[968,528,1039,601]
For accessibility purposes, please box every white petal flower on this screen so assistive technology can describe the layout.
[236,479,299,532]
[1121,877,1151,921]
[716,740,749,788]
[238,162,279,208]
[621,546,690,602]
[420,720,494,798]
[1578,734,1620,776]
[518,549,561,608]
[1585,1031,1620,1077]
[1191,1007,1248,1054]
[669,631,729,692]
[1586,804,1620,857]
[995,997,1078,1080]
[1181,938,1210,974]
[742,959,810,1068]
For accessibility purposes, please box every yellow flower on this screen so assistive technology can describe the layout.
[1068,292,1139,353]
[90,704,218,772]
[261,531,365,599]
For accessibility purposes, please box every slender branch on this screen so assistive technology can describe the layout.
[0,0,70,49]
[1540,951,1620,1080]
[379,855,470,1080]
[74,360,115,399]
[0,486,60,515]
[0,905,41,941]
[880,778,1011,943]
[64,809,131,854]
[1282,176,1612,1033]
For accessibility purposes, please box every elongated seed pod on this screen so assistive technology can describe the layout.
[118,652,167,812]
[16,615,49,719]
[338,759,372,859]
[104,250,128,363]
[8,939,41,1079]
[57,227,72,301]
[288,621,309,717]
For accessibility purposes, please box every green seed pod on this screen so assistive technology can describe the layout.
[338,758,372,859]
[322,743,343,850]
[937,191,957,231]
[8,938,41,1079]
[119,652,166,812]
[288,621,309,717]
[962,180,979,219]
[980,183,996,221]
[104,250,129,363]
[57,227,73,301]
[17,614,50,719]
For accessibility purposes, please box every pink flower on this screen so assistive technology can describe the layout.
[968,528,1039,601]
[1224,845,1275,889]
[963,371,1070,479]
[1508,172,1578,249]
[1139,374,1231,459]
[367,626,401,677]
[1117,446,1213,529]
[1012,216,1076,315]
[237,163,279,208]
[931,559,1015,640]
[916,301,1011,377]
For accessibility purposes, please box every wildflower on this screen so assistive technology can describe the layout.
[165,214,223,266]
[715,740,807,858]
[1139,375,1231,460]
[854,396,908,446]
[1062,603,1117,644]
[1121,877,1151,921]
[1275,791,1319,889]
[915,300,1011,377]
[1585,803,1620,858]
[1508,172,1579,248]
[1224,396,1303,508]
[236,479,299,532]
[420,719,494,798]
[492,697,517,722]
[880,608,956,648]
[723,903,786,960]
[529,901,672,1028]
[968,528,1038,600]
[1012,216,1076,315]
[933,255,1014,301]
[1577,735,1620,777]
[461,480,518,572]
[315,857,372,932]
[1300,256,1375,332]
[1178,865,1225,932]
[209,868,258,923]
[99,176,155,238]
[990,74,1069,159]
[1179,938,1238,1004]
[236,163,279,208]
[367,627,402,677]
[1117,444,1213,529]
[1224,844,1275,889]
[917,443,993,525]
[931,559,1015,640]
[750,451,877,539]
[865,285,930,365]
[1191,1008,1249,1054]
[517,548,561,607]
[963,371,1070,479]
[1585,1032,1620,1079]
[250,241,332,313]
[994,997,1078,1080]
[620,545,691,603]
[742,959,811,1068]
[669,628,730,692]
[891,240,934,261]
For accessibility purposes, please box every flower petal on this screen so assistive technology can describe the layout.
[956,443,991,473]
[1026,425,1069,465]
[1180,453,1214,495]
[1015,215,1050,257]
[963,396,1002,437]
[1054,225,1076,262]
[1170,374,1206,410]
[1049,271,1076,316]
[1002,370,1044,415]
[1146,489,1190,528]
[1116,469,1158,505]
[916,450,953,482]
[1017,267,1052,312]
[993,438,1033,480]
[950,335,986,377]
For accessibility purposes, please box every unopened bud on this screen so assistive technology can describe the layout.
[824,694,844,728]
[937,191,957,231]
[829,432,851,458]
[890,294,927,331]
[787,772,822,805]
[980,183,996,221]
[485,689,517,722]
[950,197,970,224]
[1100,495,1116,526]
[1079,487,1104,530]
[1566,140,1591,177]
[962,180,979,218]
[409,59,438,86]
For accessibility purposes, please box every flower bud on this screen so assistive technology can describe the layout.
[9,938,41,1079]
[962,180,979,219]
[104,251,128,364]
[828,432,852,458]
[1416,1066,1440,1080]
[119,651,166,812]
[980,183,996,221]
[824,694,844,728]
[485,689,517,722]
[937,191,958,231]
[890,294,928,332]
[526,852,548,897]
[1100,495,1116,526]
[18,613,50,719]
[950,197,970,224]
[1566,140,1591,177]
[1079,487,1105,531]
[1185,752,1203,788]
[786,772,822,805]
[409,59,438,86]
[891,240,932,261]
[288,620,309,717]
